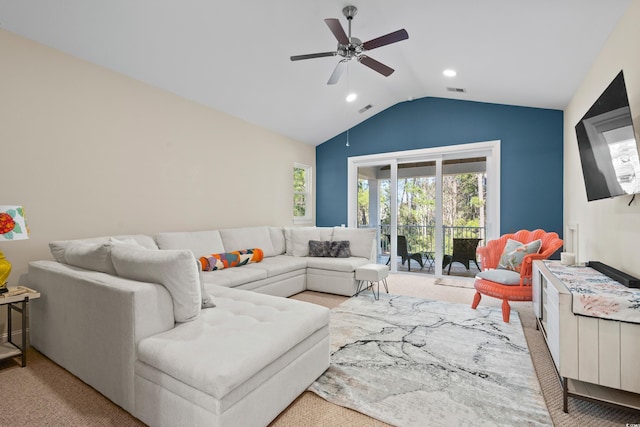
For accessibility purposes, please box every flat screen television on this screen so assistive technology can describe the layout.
[575,70,640,201]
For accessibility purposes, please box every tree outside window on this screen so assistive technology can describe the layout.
[294,163,312,223]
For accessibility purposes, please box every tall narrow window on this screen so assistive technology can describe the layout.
[293,163,312,224]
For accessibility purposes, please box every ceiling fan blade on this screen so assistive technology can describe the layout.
[290,52,337,61]
[327,60,348,85]
[358,55,395,77]
[363,29,409,51]
[324,18,349,45]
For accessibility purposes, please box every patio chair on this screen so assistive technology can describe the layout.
[386,235,424,271]
[447,238,481,274]
[471,229,563,322]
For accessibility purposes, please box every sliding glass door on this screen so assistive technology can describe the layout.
[395,161,438,273]
[355,161,396,268]
[441,157,487,276]
[348,141,499,277]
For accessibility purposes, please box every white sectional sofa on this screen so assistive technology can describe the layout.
[28,225,377,426]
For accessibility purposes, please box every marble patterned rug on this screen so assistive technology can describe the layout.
[308,294,552,426]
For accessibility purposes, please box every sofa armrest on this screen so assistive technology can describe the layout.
[27,260,174,414]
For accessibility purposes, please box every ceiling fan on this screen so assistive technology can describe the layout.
[290,5,408,85]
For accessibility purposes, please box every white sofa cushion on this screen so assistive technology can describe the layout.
[269,226,286,255]
[155,230,225,259]
[243,255,307,277]
[63,242,117,275]
[331,227,376,259]
[219,226,276,257]
[306,256,370,272]
[284,227,334,257]
[200,267,268,288]
[136,285,329,401]
[111,245,202,322]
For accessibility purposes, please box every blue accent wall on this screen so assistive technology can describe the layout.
[316,97,564,236]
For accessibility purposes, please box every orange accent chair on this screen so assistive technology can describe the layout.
[471,229,563,322]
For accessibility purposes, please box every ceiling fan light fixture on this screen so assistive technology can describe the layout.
[290,5,408,85]
[346,93,357,102]
[443,69,457,77]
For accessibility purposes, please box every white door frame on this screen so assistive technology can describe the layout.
[347,140,501,274]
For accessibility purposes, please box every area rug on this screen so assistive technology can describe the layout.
[308,294,552,426]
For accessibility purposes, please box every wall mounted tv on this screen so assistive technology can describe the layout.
[575,70,640,201]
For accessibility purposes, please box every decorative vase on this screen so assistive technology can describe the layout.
[0,251,11,291]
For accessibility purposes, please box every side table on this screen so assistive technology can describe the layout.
[0,286,40,367]
[423,252,435,271]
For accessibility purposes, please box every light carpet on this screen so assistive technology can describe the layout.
[308,293,552,427]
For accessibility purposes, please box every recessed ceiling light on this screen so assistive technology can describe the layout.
[346,93,357,102]
[443,69,457,77]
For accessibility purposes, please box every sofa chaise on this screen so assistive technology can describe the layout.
[28,225,377,426]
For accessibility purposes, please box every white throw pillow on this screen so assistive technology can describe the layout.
[332,227,376,259]
[111,245,202,322]
[63,242,117,275]
[109,237,144,247]
[49,234,158,263]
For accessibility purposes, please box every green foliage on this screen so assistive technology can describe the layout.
[293,167,306,192]
[293,195,306,216]
[360,171,486,253]
[357,180,370,226]
[294,167,308,217]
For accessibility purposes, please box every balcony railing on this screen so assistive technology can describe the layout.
[374,224,485,256]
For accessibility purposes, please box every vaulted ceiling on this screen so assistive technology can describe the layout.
[0,1,632,145]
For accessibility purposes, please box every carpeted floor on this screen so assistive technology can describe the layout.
[1,273,638,426]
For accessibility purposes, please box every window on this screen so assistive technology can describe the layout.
[293,163,312,223]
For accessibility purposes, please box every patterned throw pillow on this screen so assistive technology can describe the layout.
[329,240,351,258]
[199,248,264,271]
[308,240,351,257]
[498,239,542,272]
[309,240,330,257]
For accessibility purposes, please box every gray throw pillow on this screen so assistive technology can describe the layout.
[309,240,330,257]
[330,241,351,258]
[309,240,351,257]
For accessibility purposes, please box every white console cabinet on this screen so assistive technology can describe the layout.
[532,260,640,412]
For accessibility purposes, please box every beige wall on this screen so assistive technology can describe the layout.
[0,29,315,288]
[564,1,640,276]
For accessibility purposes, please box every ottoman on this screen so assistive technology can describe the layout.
[355,263,389,300]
